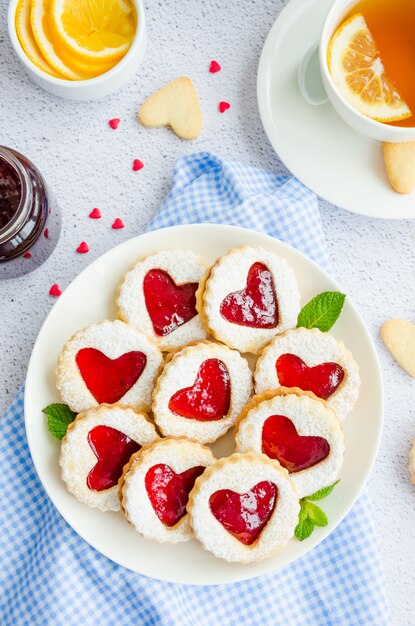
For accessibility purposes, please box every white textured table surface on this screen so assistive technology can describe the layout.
[1,0,414,623]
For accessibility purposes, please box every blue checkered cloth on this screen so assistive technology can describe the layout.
[0,152,387,626]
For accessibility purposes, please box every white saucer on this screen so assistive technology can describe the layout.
[24,224,383,584]
[257,0,415,219]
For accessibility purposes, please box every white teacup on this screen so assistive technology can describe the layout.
[302,0,415,143]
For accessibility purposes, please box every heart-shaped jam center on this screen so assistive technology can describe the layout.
[145,463,205,527]
[276,354,344,400]
[168,359,231,421]
[262,414,330,473]
[219,262,278,329]
[76,348,147,404]
[209,481,278,545]
[87,425,140,492]
[143,269,199,336]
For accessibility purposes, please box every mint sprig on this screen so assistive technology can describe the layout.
[297,292,346,332]
[42,403,76,440]
[294,481,339,541]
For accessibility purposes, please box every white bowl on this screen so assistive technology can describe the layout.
[7,0,147,101]
[319,0,415,143]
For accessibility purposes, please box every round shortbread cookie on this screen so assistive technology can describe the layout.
[120,437,215,543]
[56,320,163,413]
[197,246,300,354]
[60,404,158,512]
[117,250,208,351]
[235,389,344,499]
[255,328,360,420]
[152,341,253,443]
[187,452,299,563]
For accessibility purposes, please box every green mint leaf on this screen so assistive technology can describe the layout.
[303,501,328,527]
[297,292,346,332]
[295,516,315,541]
[306,480,340,501]
[42,403,76,440]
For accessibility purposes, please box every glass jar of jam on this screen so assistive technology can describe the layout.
[0,146,61,279]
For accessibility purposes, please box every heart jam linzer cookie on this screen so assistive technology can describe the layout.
[59,405,158,511]
[152,341,253,443]
[117,250,208,352]
[138,77,202,140]
[235,389,344,499]
[197,246,300,354]
[119,437,215,543]
[255,328,360,420]
[187,452,299,563]
[56,320,163,413]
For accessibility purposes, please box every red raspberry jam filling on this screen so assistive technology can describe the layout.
[276,354,344,400]
[87,425,140,491]
[262,414,330,473]
[209,481,278,545]
[220,262,278,329]
[76,348,147,404]
[143,269,199,336]
[168,359,231,421]
[145,463,205,527]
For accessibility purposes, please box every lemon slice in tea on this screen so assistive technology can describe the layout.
[328,13,412,122]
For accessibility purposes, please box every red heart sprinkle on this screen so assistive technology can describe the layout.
[23,252,32,259]
[219,101,230,113]
[132,159,144,171]
[112,218,124,229]
[76,241,89,254]
[109,118,120,130]
[49,283,62,297]
[209,481,278,545]
[89,208,101,219]
[44,228,49,238]
[209,60,221,73]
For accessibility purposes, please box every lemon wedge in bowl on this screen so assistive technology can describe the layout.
[49,0,136,65]
[328,14,412,123]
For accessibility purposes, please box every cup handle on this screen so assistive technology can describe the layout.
[298,42,328,106]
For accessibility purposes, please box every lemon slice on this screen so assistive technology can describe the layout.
[328,14,412,122]
[31,0,82,79]
[15,0,65,77]
[49,0,136,64]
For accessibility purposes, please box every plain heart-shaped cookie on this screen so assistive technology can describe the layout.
[209,481,278,545]
[76,348,147,404]
[143,268,198,336]
[168,358,231,421]
[381,319,415,377]
[145,463,205,527]
[87,425,140,491]
[139,77,202,140]
[220,262,279,328]
[262,414,330,473]
[276,354,344,400]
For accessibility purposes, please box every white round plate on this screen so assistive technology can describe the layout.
[25,224,383,584]
[257,0,415,219]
